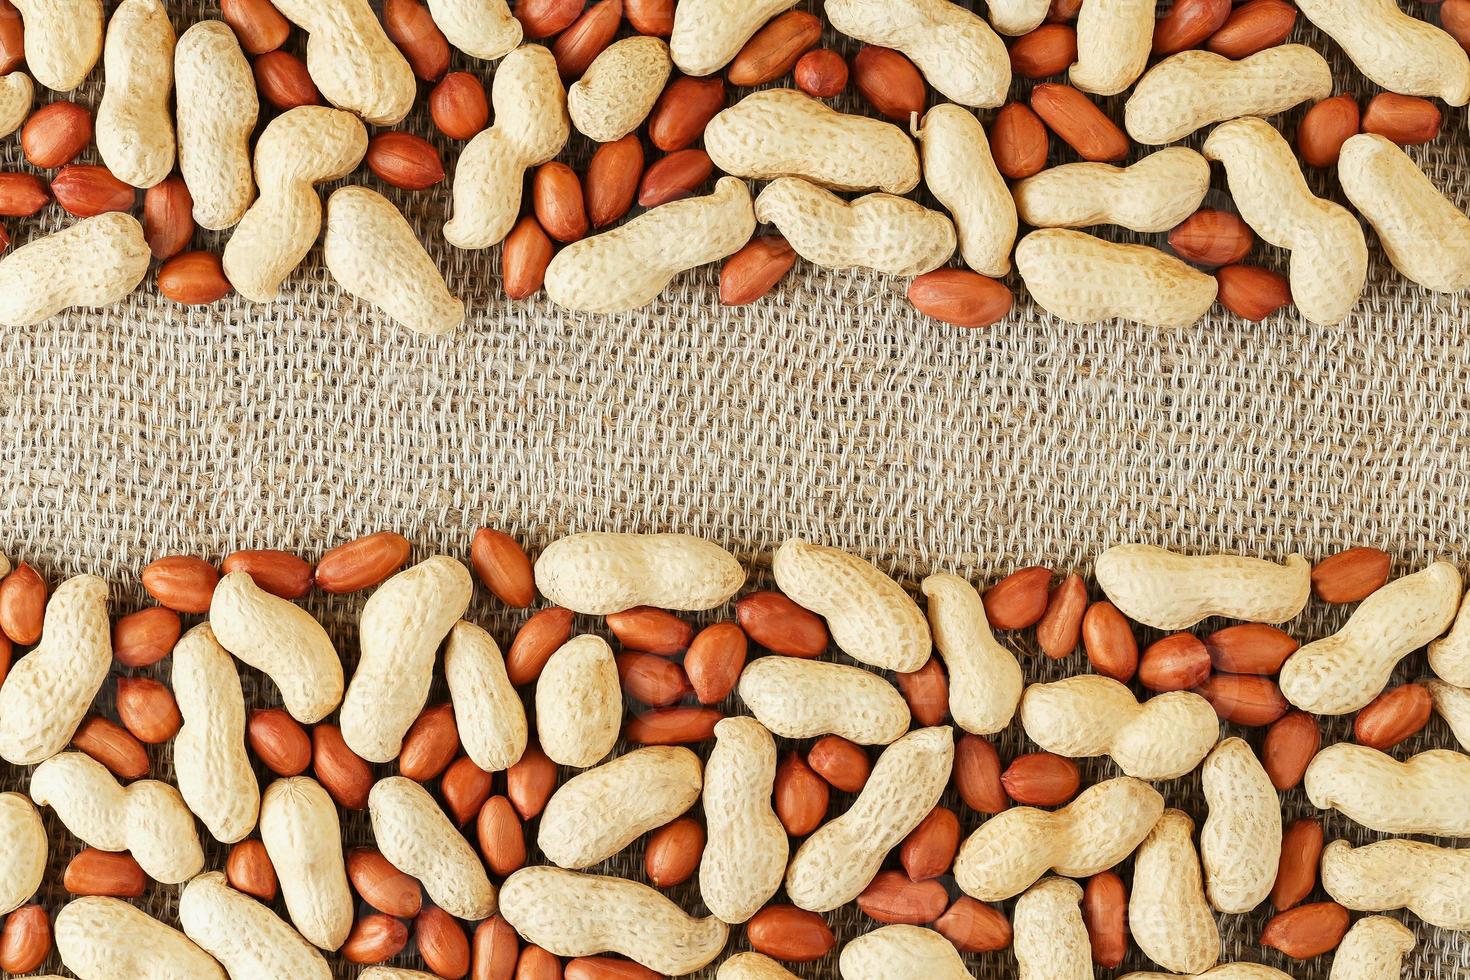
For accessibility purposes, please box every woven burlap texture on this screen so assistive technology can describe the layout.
[2,0,1470,977]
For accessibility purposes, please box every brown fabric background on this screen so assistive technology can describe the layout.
[1,1,1469,976]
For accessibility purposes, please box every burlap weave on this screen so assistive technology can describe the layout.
[0,1,1468,976]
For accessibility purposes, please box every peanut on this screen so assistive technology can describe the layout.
[1014,147,1210,233]
[539,746,701,868]
[0,793,44,916]
[915,104,1016,277]
[0,213,151,327]
[823,0,1009,107]
[1095,542,1310,630]
[1295,0,1470,104]
[271,0,416,124]
[1427,678,1470,751]
[13,0,103,92]
[535,532,745,614]
[444,619,528,772]
[737,655,910,744]
[1305,743,1470,836]
[1070,0,1153,95]
[536,634,621,767]
[1329,916,1415,980]
[260,776,353,950]
[840,922,974,979]
[173,624,260,843]
[568,36,671,143]
[920,572,1023,734]
[180,871,332,979]
[1200,737,1281,914]
[669,0,798,75]
[96,0,175,188]
[55,897,225,979]
[1131,809,1219,974]
[0,72,30,140]
[1013,878,1090,980]
[370,775,497,920]
[699,717,787,924]
[1320,838,1470,930]
[428,0,521,59]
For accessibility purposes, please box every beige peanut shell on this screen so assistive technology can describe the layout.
[669,0,799,75]
[56,896,226,980]
[1070,0,1152,95]
[1427,678,1470,751]
[1328,915,1415,980]
[1012,148,1211,233]
[535,634,622,768]
[1296,0,1470,104]
[989,0,1050,33]
[0,72,33,139]
[271,0,416,124]
[444,620,527,772]
[13,0,103,92]
[1130,808,1219,975]
[1430,587,1470,688]
[534,531,747,614]
[917,104,1015,277]
[180,871,332,980]
[174,21,258,230]
[0,214,151,327]
[717,953,804,980]
[699,717,788,924]
[428,0,522,60]
[369,776,498,920]
[1119,967,1293,979]
[172,623,260,843]
[839,923,974,979]
[1095,543,1310,630]
[1320,838,1470,930]
[737,656,911,744]
[0,793,45,916]
[920,572,1022,734]
[568,36,671,143]
[96,0,176,188]
[1199,737,1280,914]
[261,777,354,950]
[1013,877,1091,980]
[1304,744,1470,836]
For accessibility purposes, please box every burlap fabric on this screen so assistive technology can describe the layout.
[1,1,1468,976]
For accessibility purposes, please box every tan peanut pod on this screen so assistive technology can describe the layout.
[172,623,260,843]
[444,44,568,249]
[13,0,103,91]
[1015,229,1217,328]
[1305,744,1470,836]
[1338,134,1470,294]
[0,213,151,328]
[955,777,1164,901]
[96,0,175,188]
[1200,737,1280,913]
[340,556,472,762]
[699,718,787,924]
[0,553,9,577]
[535,634,621,767]
[1295,0,1469,104]
[56,896,226,979]
[1013,877,1090,980]
[0,72,33,139]
[444,620,527,771]
[1069,0,1153,95]
[822,0,1009,107]
[1095,543,1311,630]
[1012,148,1212,233]
[545,177,756,313]
[535,532,746,614]
[427,0,521,61]
[222,106,368,302]
[0,793,45,916]
[31,752,205,884]
[270,0,414,124]
[1430,588,1470,688]
[988,0,1050,33]
[916,105,1015,277]
[920,573,1022,734]
[539,747,702,869]
[1327,916,1415,980]
[1125,46,1332,146]
[0,575,112,763]
[175,21,258,230]
[210,571,344,725]
[785,727,953,911]
[324,186,464,336]
[568,36,671,143]
[1130,809,1219,975]
[180,871,332,980]
[669,0,798,75]
[1280,561,1461,715]
[704,89,920,194]
[260,777,353,950]
[717,953,804,980]
[1321,839,1470,929]
[773,537,929,672]
[1019,675,1218,780]
[1120,967,1293,979]
[839,923,973,979]
[754,178,955,277]
[1202,116,1367,325]
[369,775,497,920]
[737,656,910,744]
[361,971,438,980]
[499,867,729,975]
[1427,679,1470,751]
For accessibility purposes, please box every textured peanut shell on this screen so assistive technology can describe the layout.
[172,623,260,843]
[699,718,787,924]
[30,752,205,884]
[1430,587,1470,688]
[1015,229,1217,329]
[0,574,112,763]
[324,186,464,336]
[360,971,437,980]
[1279,561,1461,714]
[0,72,32,139]
[772,537,930,672]
[920,572,1022,734]
[1095,543,1311,630]
[1339,134,1470,294]
[1019,675,1218,780]
[444,44,567,249]
[444,620,527,771]
[669,0,799,75]
[13,0,102,91]
[1012,148,1211,233]
[988,0,1050,33]
[839,923,973,979]
[568,36,671,143]
[96,0,175,188]
[1013,877,1091,980]
[539,746,702,869]
[1200,737,1280,914]
[210,570,344,724]
[0,213,150,327]
[1119,967,1293,979]
[1427,679,1470,751]
[427,0,521,60]
[56,896,226,980]
[534,532,746,614]
[1295,0,1470,104]
[954,776,1163,901]
[175,21,258,230]
[260,777,353,950]
[0,793,45,916]
[1070,0,1152,95]
[535,634,622,768]
[1321,838,1470,929]
[222,106,367,302]
[785,726,953,911]
[1125,46,1332,145]
[1304,744,1470,836]
[340,556,472,762]
[755,178,955,277]
[179,871,332,980]
[546,176,755,313]
[917,105,1015,276]
[369,775,497,920]
[736,656,911,744]
[822,0,1009,107]
[499,866,729,975]
[718,953,804,979]
[704,89,919,194]
[1202,116,1367,325]
[270,0,415,124]
[1130,809,1219,975]
[1327,916,1416,980]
